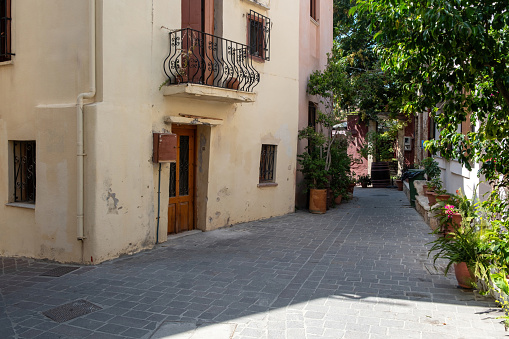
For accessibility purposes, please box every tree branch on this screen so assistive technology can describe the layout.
[495,80,509,107]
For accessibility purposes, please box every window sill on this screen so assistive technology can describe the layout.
[241,0,270,10]
[257,182,278,188]
[6,202,35,209]
[251,55,266,63]
[0,60,13,67]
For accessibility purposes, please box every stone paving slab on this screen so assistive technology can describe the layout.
[0,188,507,338]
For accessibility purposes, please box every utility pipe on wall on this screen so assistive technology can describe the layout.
[77,0,96,240]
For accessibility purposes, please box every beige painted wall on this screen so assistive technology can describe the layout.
[296,0,334,208]
[0,0,90,262]
[1,0,303,263]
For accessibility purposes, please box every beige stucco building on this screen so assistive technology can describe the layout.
[0,0,332,264]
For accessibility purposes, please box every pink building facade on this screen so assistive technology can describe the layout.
[295,0,334,208]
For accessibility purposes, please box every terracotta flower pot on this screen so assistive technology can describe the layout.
[334,195,342,205]
[348,183,355,194]
[442,221,455,237]
[396,180,403,191]
[309,188,327,214]
[361,182,368,188]
[436,194,451,202]
[423,184,428,195]
[426,191,437,205]
[454,262,475,288]
[451,213,462,228]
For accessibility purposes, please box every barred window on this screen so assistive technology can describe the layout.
[248,10,271,61]
[310,0,318,21]
[308,102,316,129]
[0,0,13,62]
[12,141,36,203]
[259,144,276,183]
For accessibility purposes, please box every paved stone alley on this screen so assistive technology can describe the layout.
[0,188,507,338]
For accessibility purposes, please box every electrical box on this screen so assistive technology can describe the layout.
[404,137,412,151]
[153,133,177,163]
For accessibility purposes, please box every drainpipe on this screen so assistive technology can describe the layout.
[77,0,96,240]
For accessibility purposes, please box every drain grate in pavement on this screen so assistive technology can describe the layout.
[43,299,102,323]
[40,266,80,277]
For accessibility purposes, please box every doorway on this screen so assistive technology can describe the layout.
[168,126,196,234]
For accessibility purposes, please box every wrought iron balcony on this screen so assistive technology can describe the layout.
[163,28,260,93]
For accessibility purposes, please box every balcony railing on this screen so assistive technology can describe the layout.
[163,28,260,92]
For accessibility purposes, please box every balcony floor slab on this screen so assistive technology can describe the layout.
[162,83,256,103]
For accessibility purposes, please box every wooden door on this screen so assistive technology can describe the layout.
[168,127,196,234]
[181,0,215,85]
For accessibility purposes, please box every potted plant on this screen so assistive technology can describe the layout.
[395,176,403,191]
[428,221,489,288]
[420,157,441,181]
[435,187,451,202]
[426,177,442,205]
[357,174,371,188]
[297,138,329,213]
[329,137,352,205]
[347,172,357,194]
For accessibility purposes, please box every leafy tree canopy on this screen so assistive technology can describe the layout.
[306,1,405,122]
[353,0,509,185]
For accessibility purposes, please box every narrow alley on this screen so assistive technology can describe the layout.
[0,188,505,338]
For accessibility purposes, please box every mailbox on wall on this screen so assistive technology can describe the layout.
[404,137,412,151]
[153,133,177,163]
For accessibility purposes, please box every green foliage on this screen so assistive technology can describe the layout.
[429,177,443,192]
[357,174,371,185]
[419,157,441,181]
[359,130,395,162]
[297,126,330,190]
[428,220,490,276]
[329,136,352,198]
[353,0,509,187]
[312,1,406,122]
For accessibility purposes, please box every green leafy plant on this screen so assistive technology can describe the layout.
[428,221,490,278]
[420,157,441,181]
[329,136,352,199]
[359,130,395,162]
[357,174,371,185]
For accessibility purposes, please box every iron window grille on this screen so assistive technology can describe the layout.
[0,0,13,62]
[248,10,271,61]
[13,141,36,203]
[259,144,276,183]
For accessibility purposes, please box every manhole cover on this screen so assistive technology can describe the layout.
[40,266,80,277]
[43,299,102,323]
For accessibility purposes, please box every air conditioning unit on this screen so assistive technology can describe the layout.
[404,137,412,151]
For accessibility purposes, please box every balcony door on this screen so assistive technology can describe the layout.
[181,0,214,33]
[168,126,196,234]
[181,0,215,85]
